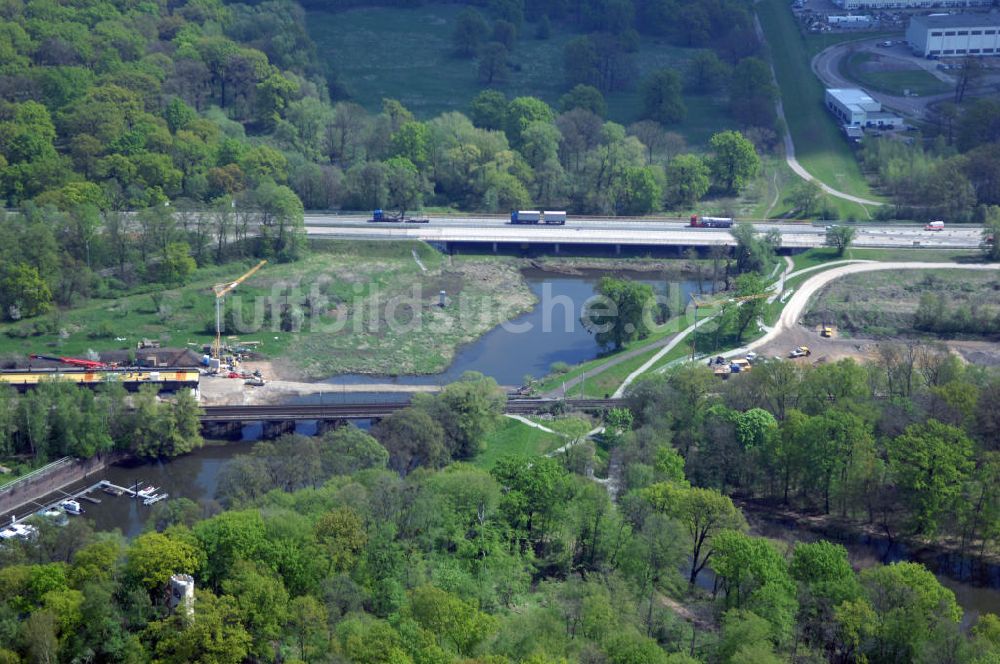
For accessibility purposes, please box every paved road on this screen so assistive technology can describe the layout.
[812,37,954,119]
[747,261,1000,352]
[304,215,985,249]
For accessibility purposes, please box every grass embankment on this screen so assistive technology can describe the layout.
[0,241,535,380]
[804,268,1000,337]
[756,0,880,204]
[473,417,565,469]
[308,4,736,144]
[840,51,951,97]
[790,246,983,272]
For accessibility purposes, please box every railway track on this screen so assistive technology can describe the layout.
[199,398,622,421]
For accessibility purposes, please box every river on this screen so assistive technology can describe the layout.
[12,268,1000,622]
[318,268,701,388]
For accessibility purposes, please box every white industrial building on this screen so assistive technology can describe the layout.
[825,88,904,130]
[834,0,988,10]
[906,14,1000,57]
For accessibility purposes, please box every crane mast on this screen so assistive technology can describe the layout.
[212,260,267,362]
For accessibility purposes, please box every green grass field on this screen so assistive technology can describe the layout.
[757,0,880,202]
[841,51,951,97]
[473,417,564,468]
[0,242,538,379]
[307,4,736,146]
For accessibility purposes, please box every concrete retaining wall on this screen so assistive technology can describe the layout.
[0,452,126,520]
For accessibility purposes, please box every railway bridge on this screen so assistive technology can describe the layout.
[199,398,622,439]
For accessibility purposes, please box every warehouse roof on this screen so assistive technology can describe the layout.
[827,88,881,112]
[910,13,1000,29]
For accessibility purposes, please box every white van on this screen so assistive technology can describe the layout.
[925,220,944,231]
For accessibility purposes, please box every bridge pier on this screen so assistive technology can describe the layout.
[554,243,560,254]
[615,244,621,255]
[316,419,348,436]
[262,420,296,439]
[492,242,498,253]
[201,421,242,440]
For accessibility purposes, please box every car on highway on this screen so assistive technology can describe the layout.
[925,220,945,231]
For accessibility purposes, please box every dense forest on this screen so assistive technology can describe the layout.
[2,364,1000,663]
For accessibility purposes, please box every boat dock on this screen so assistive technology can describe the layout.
[2,479,169,532]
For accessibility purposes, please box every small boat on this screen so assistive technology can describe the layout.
[59,500,83,515]
[136,486,158,499]
[101,483,123,496]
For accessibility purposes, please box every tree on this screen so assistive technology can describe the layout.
[642,483,745,588]
[786,180,823,218]
[730,222,775,275]
[221,560,289,658]
[161,241,196,284]
[582,276,657,350]
[478,42,510,85]
[505,96,555,148]
[125,532,201,592]
[452,8,489,57]
[409,585,497,655]
[491,455,573,551]
[0,263,53,320]
[144,590,252,664]
[287,595,328,662]
[663,154,710,208]
[727,57,778,129]
[315,507,367,574]
[825,225,857,257]
[709,130,761,194]
[469,90,508,130]
[493,20,517,50]
[614,166,662,215]
[320,426,388,476]
[383,156,426,220]
[559,84,606,117]
[372,407,446,476]
[251,181,305,262]
[640,69,686,125]
[684,50,730,92]
[983,206,1000,261]
[722,272,769,343]
[414,372,505,460]
[856,562,962,663]
[887,419,974,535]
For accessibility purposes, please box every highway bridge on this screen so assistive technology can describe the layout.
[303,214,985,251]
[200,398,621,423]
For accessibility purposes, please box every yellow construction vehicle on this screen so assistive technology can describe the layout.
[821,326,833,338]
[212,260,267,362]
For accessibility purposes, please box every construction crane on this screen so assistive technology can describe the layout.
[212,260,266,361]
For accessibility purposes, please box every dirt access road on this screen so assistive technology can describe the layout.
[747,261,1000,354]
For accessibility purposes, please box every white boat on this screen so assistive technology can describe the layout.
[136,486,158,498]
[40,508,69,526]
[0,523,38,541]
[59,500,83,515]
